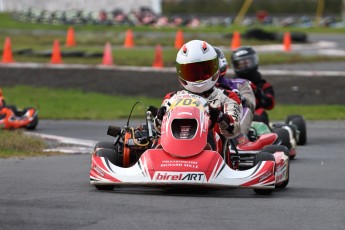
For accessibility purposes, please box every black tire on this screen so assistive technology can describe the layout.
[262,145,290,188]
[254,188,274,195]
[262,145,289,157]
[284,124,298,142]
[273,127,291,150]
[253,152,275,195]
[253,152,275,166]
[26,115,39,130]
[96,148,116,165]
[286,115,307,145]
[94,141,115,151]
[95,185,114,190]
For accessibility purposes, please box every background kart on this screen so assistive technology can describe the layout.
[90,94,290,195]
[0,106,39,130]
[0,90,39,130]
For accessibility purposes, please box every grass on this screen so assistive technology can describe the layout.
[267,105,345,121]
[2,13,345,66]
[0,129,62,158]
[8,48,345,66]
[2,86,345,120]
[2,86,162,119]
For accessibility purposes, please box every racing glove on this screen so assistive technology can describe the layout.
[209,106,222,124]
[209,106,234,133]
[147,105,158,117]
[156,106,166,120]
[153,106,166,132]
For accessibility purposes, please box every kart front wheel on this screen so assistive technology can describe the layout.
[95,185,114,191]
[26,116,39,130]
[273,127,292,151]
[286,115,307,145]
[254,188,274,195]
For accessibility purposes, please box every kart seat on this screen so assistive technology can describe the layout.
[237,133,278,151]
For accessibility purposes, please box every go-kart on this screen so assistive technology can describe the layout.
[0,90,38,130]
[0,106,39,130]
[90,93,290,195]
[225,78,307,160]
[229,106,295,167]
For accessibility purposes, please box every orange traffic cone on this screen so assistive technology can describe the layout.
[1,37,14,63]
[50,39,62,64]
[283,32,291,51]
[231,31,241,50]
[102,42,113,66]
[65,26,76,47]
[124,29,134,48]
[152,44,164,68]
[174,29,184,49]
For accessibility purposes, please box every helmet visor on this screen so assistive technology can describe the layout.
[176,57,219,83]
[232,56,258,71]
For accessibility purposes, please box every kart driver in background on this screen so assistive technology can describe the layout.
[213,46,256,135]
[153,40,242,151]
[230,46,275,125]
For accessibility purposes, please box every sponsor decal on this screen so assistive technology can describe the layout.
[259,171,272,183]
[160,160,199,169]
[93,165,104,177]
[154,172,205,182]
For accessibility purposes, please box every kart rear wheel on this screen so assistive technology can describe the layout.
[95,185,114,191]
[95,146,123,167]
[26,115,39,130]
[253,152,275,195]
[96,148,117,165]
[253,152,275,165]
[262,145,289,157]
[273,127,291,151]
[286,115,307,145]
[94,141,115,151]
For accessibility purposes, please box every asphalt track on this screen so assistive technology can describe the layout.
[1,120,345,230]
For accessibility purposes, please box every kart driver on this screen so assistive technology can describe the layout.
[154,40,242,151]
[213,46,255,135]
[230,46,275,125]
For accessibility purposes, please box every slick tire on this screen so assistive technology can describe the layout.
[95,146,123,167]
[262,145,289,157]
[95,185,114,191]
[273,127,292,151]
[286,115,307,145]
[94,141,115,151]
[96,148,116,165]
[253,152,275,195]
[253,152,275,166]
[26,115,39,130]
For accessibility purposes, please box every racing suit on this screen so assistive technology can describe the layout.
[154,87,242,151]
[217,76,256,134]
[248,72,275,125]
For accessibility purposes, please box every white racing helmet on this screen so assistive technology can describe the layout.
[176,40,219,94]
